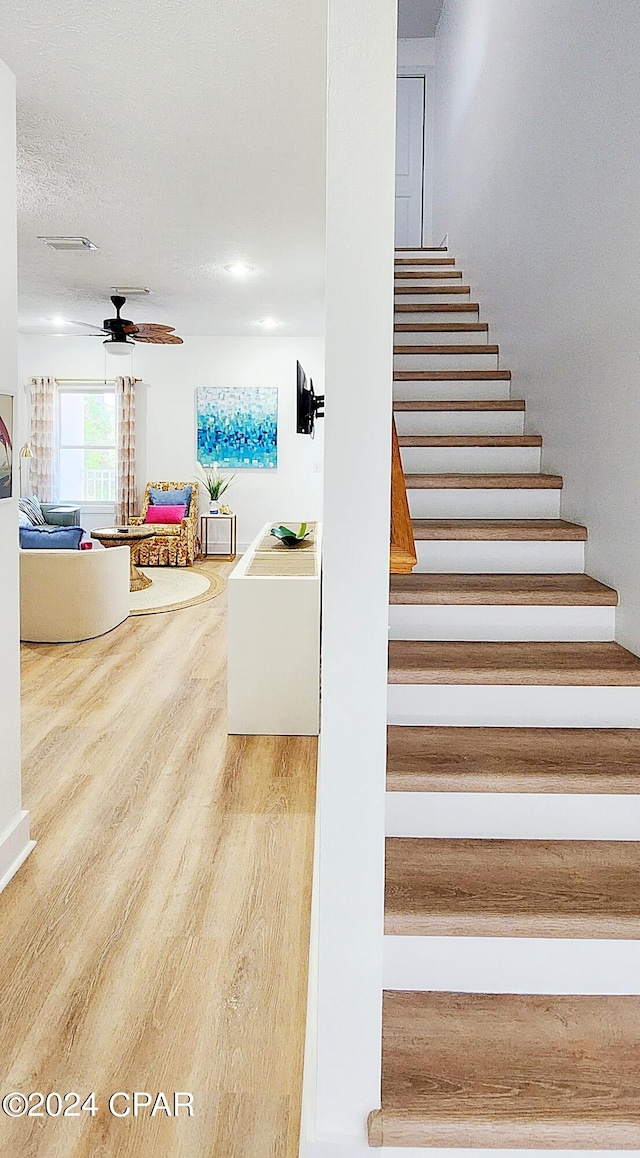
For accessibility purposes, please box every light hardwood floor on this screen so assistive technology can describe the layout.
[0,560,317,1158]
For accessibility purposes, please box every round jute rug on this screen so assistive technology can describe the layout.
[129,565,226,616]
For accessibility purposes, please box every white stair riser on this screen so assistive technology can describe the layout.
[388,604,615,642]
[394,351,498,371]
[408,488,561,519]
[394,380,511,402]
[400,445,541,474]
[414,540,585,574]
[395,265,458,274]
[385,793,640,840]
[394,309,478,325]
[384,936,640,995]
[395,410,523,436]
[387,684,640,727]
[394,276,463,288]
[395,290,471,304]
[394,329,489,346]
[396,249,450,258]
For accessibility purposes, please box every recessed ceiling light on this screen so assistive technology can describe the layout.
[224,262,254,276]
[38,236,99,251]
[51,315,67,325]
[258,317,281,329]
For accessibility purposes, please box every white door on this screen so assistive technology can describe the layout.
[395,75,425,247]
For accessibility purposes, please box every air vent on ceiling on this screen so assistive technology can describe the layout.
[110,286,152,295]
[38,236,99,251]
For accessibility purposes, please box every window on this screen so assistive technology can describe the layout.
[58,389,116,503]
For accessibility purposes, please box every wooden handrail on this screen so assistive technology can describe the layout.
[390,415,417,574]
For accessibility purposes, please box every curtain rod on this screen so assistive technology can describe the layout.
[53,377,143,383]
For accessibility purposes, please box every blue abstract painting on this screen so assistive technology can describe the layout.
[196,387,278,470]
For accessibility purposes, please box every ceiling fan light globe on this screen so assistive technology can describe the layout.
[104,337,134,355]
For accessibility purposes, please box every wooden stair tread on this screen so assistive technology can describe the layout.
[386,725,640,793]
[388,573,618,605]
[395,302,479,313]
[385,838,640,937]
[394,284,471,294]
[398,434,540,446]
[394,257,456,266]
[411,518,587,541]
[394,400,521,411]
[395,270,463,279]
[394,323,488,333]
[395,369,511,381]
[370,992,640,1148]
[388,640,640,685]
[394,344,499,354]
[405,473,562,489]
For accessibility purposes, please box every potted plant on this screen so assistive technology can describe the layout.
[195,461,236,514]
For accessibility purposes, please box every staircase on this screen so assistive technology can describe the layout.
[369,247,640,1149]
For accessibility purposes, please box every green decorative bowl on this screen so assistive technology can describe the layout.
[270,522,311,548]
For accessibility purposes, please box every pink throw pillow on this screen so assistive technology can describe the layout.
[144,504,186,524]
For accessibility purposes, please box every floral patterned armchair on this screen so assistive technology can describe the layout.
[129,481,200,567]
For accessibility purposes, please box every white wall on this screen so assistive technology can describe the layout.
[302,0,397,1152]
[18,336,324,548]
[397,36,435,68]
[434,0,640,654]
[0,59,33,891]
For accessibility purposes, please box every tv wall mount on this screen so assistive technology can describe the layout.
[296,360,325,437]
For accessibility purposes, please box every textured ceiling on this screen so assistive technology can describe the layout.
[398,0,444,38]
[0,0,327,336]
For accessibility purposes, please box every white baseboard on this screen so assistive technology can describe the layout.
[0,810,35,894]
[302,1138,372,1157]
[304,1145,640,1158]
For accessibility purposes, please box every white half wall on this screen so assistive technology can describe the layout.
[18,336,324,549]
[0,58,33,892]
[433,0,640,655]
[303,0,397,1149]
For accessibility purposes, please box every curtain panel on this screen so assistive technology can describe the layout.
[115,375,137,525]
[30,376,57,502]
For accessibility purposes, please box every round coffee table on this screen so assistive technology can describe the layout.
[92,526,156,592]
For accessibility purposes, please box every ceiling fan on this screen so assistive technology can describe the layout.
[61,295,183,355]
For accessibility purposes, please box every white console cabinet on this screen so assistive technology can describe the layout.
[227,522,321,735]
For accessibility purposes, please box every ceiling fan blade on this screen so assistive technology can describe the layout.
[60,319,109,334]
[133,332,184,344]
[133,323,183,345]
[134,323,178,333]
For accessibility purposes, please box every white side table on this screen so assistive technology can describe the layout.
[200,512,237,559]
